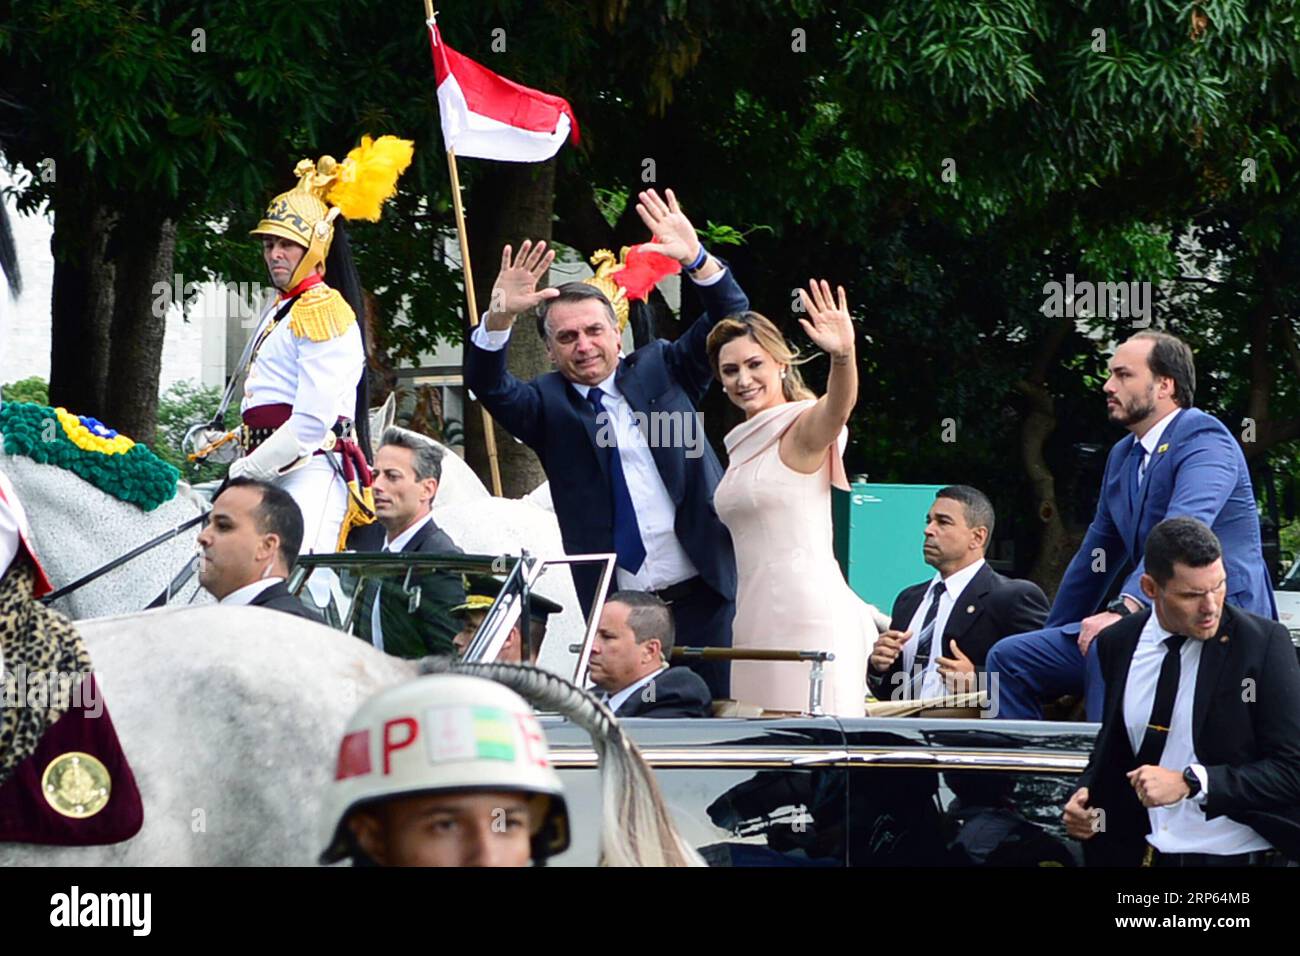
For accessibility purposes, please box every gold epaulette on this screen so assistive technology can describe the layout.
[289,284,356,342]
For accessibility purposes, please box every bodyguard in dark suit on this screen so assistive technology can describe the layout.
[868,486,1049,705]
[988,332,1276,720]
[346,428,465,659]
[248,579,323,623]
[1064,517,1300,866]
[463,188,743,697]
[589,590,712,719]
[198,477,323,622]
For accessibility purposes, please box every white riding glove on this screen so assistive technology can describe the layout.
[228,423,307,482]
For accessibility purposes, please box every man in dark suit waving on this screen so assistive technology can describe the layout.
[1064,517,1300,866]
[464,188,744,697]
[987,332,1276,720]
[867,486,1049,707]
[346,427,464,658]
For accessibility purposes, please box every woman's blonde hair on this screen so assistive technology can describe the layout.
[706,311,816,402]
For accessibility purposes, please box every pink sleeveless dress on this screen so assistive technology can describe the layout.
[714,400,869,716]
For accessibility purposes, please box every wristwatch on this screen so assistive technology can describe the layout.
[1182,766,1202,799]
[1106,598,1133,617]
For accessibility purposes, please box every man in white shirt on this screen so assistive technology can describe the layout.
[588,591,711,719]
[463,188,748,699]
[1065,517,1300,866]
[196,478,321,622]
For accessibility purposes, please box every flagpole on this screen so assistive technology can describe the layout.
[427,1,504,498]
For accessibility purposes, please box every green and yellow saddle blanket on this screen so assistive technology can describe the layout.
[0,560,143,844]
[0,402,178,511]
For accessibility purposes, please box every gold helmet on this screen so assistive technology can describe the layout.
[252,134,415,290]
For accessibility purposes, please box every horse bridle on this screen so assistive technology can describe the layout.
[39,510,209,609]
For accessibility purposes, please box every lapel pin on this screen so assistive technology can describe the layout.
[967,605,975,613]
[1157,443,1169,453]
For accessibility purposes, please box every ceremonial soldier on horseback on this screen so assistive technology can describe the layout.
[192,135,415,568]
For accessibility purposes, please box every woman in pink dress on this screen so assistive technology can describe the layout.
[706,280,881,716]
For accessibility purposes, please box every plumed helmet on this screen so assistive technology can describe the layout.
[318,674,569,864]
[252,134,414,290]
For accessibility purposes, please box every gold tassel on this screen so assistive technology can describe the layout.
[290,284,356,342]
[336,482,376,551]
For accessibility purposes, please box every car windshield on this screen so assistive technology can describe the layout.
[285,551,611,684]
[1281,560,1300,592]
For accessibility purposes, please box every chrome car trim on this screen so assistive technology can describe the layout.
[548,745,1088,772]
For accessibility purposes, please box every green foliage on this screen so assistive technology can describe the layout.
[153,380,238,484]
[1,377,50,405]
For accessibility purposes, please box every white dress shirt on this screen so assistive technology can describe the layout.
[1122,610,1271,855]
[605,663,669,714]
[220,577,284,606]
[900,558,986,699]
[469,267,727,591]
[370,513,434,651]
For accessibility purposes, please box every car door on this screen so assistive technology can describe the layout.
[544,716,849,866]
[838,718,1096,866]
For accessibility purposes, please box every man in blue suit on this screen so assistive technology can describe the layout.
[987,331,1276,721]
[463,188,743,698]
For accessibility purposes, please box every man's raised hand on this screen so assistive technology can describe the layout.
[635,188,701,266]
[486,240,559,330]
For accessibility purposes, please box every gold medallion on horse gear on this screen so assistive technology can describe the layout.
[41,752,111,818]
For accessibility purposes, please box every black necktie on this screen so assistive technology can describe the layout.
[910,580,946,696]
[586,388,647,573]
[1136,635,1187,766]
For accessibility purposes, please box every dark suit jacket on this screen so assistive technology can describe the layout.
[867,562,1049,700]
[463,267,748,616]
[614,666,712,719]
[248,580,325,624]
[1079,605,1300,865]
[346,518,466,659]
[1049,408,1276,630]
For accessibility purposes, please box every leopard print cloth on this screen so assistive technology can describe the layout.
[0,557,91,786]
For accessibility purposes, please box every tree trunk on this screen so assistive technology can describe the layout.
[102,207,176,445]
[1017,317,1079,598]
[48,177,115,417]
[462,159,555,497]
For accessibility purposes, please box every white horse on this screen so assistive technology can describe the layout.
[0,453,210,620]
[0,605,701,866]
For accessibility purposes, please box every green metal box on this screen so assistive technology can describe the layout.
[833,482,946,611]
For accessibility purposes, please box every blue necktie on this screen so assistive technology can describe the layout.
[1129,441,1147,506]
[587,388,647,574]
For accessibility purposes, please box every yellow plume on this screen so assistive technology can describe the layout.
[326,135,415,222]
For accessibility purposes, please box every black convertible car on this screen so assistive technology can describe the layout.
[290,550,1094,867]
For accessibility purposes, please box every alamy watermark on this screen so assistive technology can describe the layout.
[595,410,705,460]
[1041,274,1151,328]
[151,274,275,324]
[1,665,103,719]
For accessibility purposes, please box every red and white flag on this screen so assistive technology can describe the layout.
[428,21,579,163]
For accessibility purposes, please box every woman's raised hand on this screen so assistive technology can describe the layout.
[797,279,855,360]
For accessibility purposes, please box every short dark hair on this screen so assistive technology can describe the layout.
[607,590,676,658]
[1131,331,1196,408]
[223,477,304,570]
[1144,516,1222,585]
[378,426,443,482]
[535,282,618,339]
[935,485,995,544]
